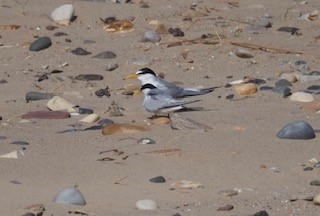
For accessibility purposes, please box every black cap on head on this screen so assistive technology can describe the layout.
[137,68,156,76]
[140,83,157,90]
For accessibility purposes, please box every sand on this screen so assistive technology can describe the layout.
[1,0,320,215]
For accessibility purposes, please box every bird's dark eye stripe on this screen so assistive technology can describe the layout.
[137,68,156,76]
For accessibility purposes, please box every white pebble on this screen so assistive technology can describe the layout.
[51,4,75,25]
[289,92,314,102]
[135,199,158,210]
[79,113,100,123]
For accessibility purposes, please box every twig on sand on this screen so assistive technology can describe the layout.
[50,82,64,93]
[114,176,128,185]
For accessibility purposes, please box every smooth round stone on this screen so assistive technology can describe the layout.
[141,30,161,43]
[271,85,291,97]
[235,48,254,58]
[79,113,100,123]
[71,47,92,55]
[78,108,94,115]
[275,79,292,88]
[282,74,297,83]
[135,199,158,210]
[92,51,117,59]
[47,97,77,113]
[25,91,54,102]
[310,180,320,186]
[276,120,315,140]
[313,194,320,205]
[98,119,114,126]
[29,37,52,51]
[53,187,86,206]
[106,63,118,71]
[51,4,75,25]
[149,176,166,183]
[137,138,156,145]
[233,83,258,95]
[314,162,320,168]
[289,92,314,102]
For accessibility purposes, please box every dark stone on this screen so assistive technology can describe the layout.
[92,51,117,59]
[310,180,320,186]
[260,86,273,91]
[275,79,292,88]
[51,70,63,74]
[271,86,291,97]
[226,94,234,99]
[149,175,166,183]
[314,162,320,168]
[247,79,266,85]
[78,108,94,115]
[10,141,29,145]
[307,85,320,91]
[83,125,102,131]
[276,120,315,140]
[37,74,49,82]
[25,92,54,102]
[168,27,185,37]
[303,166,313,171]
[277,27,300,34]
[95,87,110,97]
[71,47,92,55]
[53,32,68,37]
[29,37,52,51]
[98,119,114,127]
[253,210,269,216]
[75,74,104,81]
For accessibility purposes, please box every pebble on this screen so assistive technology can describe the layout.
[54,32,68,37]
[78,108,94,115]
[168,27,185,37]
[276,120,316,140]
[106,63,118,71]
[92,51,117,59]
[260,86,273,91]
[29,37,52,51]
[98,119,114,127]
[289,92,314,102]
[0,150,25,159]
[0,136,7,140]
[218,189,238,197]
[137,138,156,145]
[75,74,104,81]
[313,194,320,205]
[53,187,86,206]
[233,83,258,95]
[51,4,75,26]
[303,166,313,171]
[282,74,297,83]
[71,47,92,55]
[95,87,110,97]
[22,110,71,119]
[47,97,77,113]
[235,48,254,58]
[149,176,166,183]
[275,79,292,88]
[310,180,320,186]
[25,91,54,102]
[314,162,320,168]
[83,39,95,44]
[217,204,234,211]
[277,26,299,34]
[253,210,269,216]
[135,199,158,210]
[10,141,29,146]
[79,113,100,123]
[271,85,291,97]
[141,30,161,43]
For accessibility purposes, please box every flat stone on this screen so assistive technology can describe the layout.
[218,189,238,197]
[92,51,117,59]
[71,47,92,55]
[290,92,314,102]
[233,83,258,95]
[75,74,104,81]
[235,48,254,58]
[310,180,320,186]
[136,199,158,210]
[141,30,161,43]
[149,176,166,183]
[22,110,71,119]
[25,91,54,102]
[47,97,77,113]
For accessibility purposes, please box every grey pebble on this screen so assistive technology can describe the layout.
[83,125,102,131]
[78,108,94,115]
[314,162,320,168]
[303,166,313,171]
[10,141,29,145]
[307,85,320,91]
[0,135,7,140]
[310,180,320,186]
[25,91,54,103]
[71,47,92,55]
[260,86,273,91]
[149,175,166,183]
[53,187,86,206]
[271,85,291,97]
[253,210,269,216]
[141,30,161,43]
[92,51,117,59]
[29,36,52,51]
[137,138,156,145]
[10,180,22,184]
[276,120,315,140]
[75,74,104,81]
[218,189,238,197]
[98,119,114,127]
[275,79,292,87]
[106,63,119,71]
[83,39,95,44]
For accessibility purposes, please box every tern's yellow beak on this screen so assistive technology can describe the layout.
[123,73,138,80]
[133,89,142,96]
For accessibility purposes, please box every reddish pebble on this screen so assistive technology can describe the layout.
[22,110,70,119]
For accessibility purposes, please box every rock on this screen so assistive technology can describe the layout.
[29,37,52,51]
[218,189,238,197]
[98,119,114,127]
[276,120,315,140]
[271,85,291,97]
[141,30,161,43]
[25,91,54,102]
[303,166,313,171]
[310,180,320,186]
[233,83,258,95]
[278,26,299,34]
[137,138,156,145]
[217,204,234,211]
[260,86,273,91]
[22,110,71,119]
[168,27,184,37]
[75,74,104,81]
[282,74,297,83]
[171,180,203,189]
[235,48,254,58]
[253,210,269,216]
[78,108,94,115]
[314,162,320,168]
[95,87,111,97]
[135,199,158,210]
[275,79,292,88]
[0,150,25,159]
[71,47,92,55]
[53,187,86,206]
[47,97,76,113]
[10,141,29,145]
[313,194,320,205]
[289,92,314,102]
[102,123,150,135]
[106,63,118,71]
[149,176,166,183]
[92,51,117,59]
[79,113,100,123]
[51,4,75,26]
[152,116,170,124]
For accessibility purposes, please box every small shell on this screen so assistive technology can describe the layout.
[104,20,134,33]
[171,180,203,189]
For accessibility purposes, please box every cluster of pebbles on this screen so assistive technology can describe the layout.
[2,0,320,215]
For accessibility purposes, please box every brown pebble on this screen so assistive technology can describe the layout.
[102,123,150,135]
[217,204,234,211]
[233,83,258,95]
[301,101,320,112]
[21,110,70,119]
[152,117,171,124]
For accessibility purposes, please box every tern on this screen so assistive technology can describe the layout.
[124,68,218,98]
